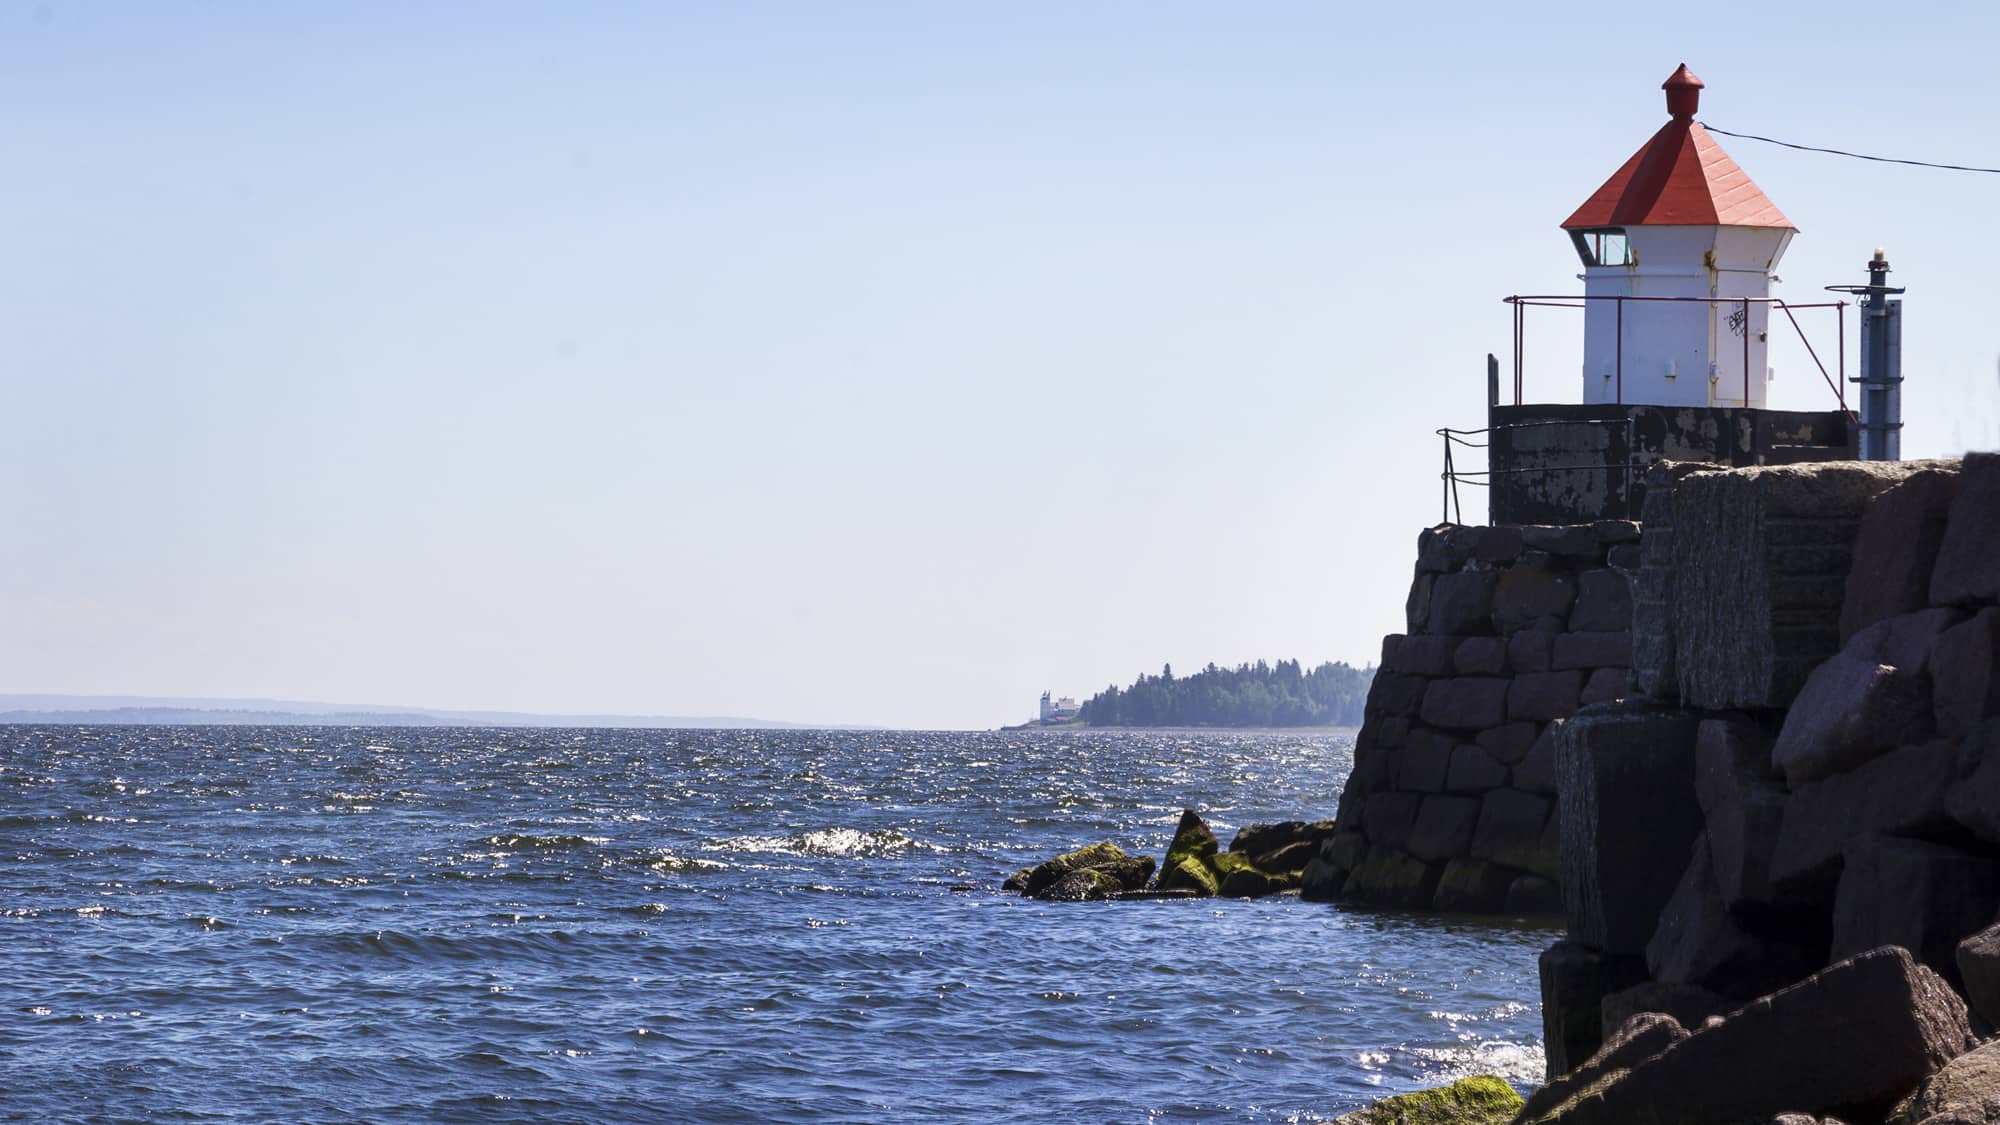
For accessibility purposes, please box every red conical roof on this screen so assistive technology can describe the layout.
[1562,66,1794,231]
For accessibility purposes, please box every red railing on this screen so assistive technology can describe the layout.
[1503,294,1854,420]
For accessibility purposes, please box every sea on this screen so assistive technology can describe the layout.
[0,725,1554,1123]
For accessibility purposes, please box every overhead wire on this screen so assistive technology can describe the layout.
[1700,122,2000,175]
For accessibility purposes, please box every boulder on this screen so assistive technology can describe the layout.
[1342,846,1440,910]
[1579,667,1627,706]
[1365,672,1427,720]
[1554,631,1634,672]
[1570,569,1634,632]
[1036,867,1126,901]
[1418,524,1478,574]
[1557,704,1704,954]
[1476,721,1541,765]
[1506,874,1563,915]
[1538,939,1649,1079]
[1694,718,1785,911]
[1002,866,1033,893]
[1771,739,1965,903]
[1219,864,1297,899]
[1646,838,1818,1000]
[1510,629,1558,674]
[1494,557,1579,634]
[1332,1075,1523,1125]
[1398,727,1455,793]
[1933,609,2000,740]
[1407,794,1481,862]
[1706,787,1786,913]
[1524,524,1601,557]
[1447,745,1510,792]
[1455,636,1509,676]
[1694,714,1777,817]
[1229,819,1333,857]
[1251,840,1318,874]
[1510,670,1585,722]
[1514,726,1558,794]
[1156,810,1222,895]
[1518,1011,1688,1124]
[1423,677,1512,731]
[1300,833,1367,902]
[1674,461,1926,711]
[1955,922,2000,1030]
[1543,947,1975,1125]
[1600,980,1734,1034]
[1388,633,1463,676]
[1946,720,2000,845]
[1840,466,1959,642]
[1830,835,2000,990]
[1889,1038,2000,1125]
[1931,451,2000,606]
[1362,792,1423,850]
[1039,868,1123,900]
[1407,572,1434,634]
[1430,570,1501,636]
[1469,787,1553,876]
[1847,607,1967,676]
[1157,855,1217,897]
[1432,857,1516,913]
[1019,841,1131,897]
[1770,652,1934,787]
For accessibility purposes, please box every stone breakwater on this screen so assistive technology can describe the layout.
[1344,452,2000,1125]
[1304,520,1641,914]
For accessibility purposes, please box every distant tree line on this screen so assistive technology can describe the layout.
[1077,659,1373,728]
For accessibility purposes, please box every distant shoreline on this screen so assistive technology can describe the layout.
[997,722,1360,735]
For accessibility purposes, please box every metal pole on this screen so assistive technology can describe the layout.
[1853,250,1905,461]
[1742,298,1751,407]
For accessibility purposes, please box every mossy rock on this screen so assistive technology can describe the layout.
[1251,839,1318,874]
[1162,809,1220,870]
[1219,865,1299,898]
[1333,1075,1525,1124]
[1035,868,1126,901]
[1098,855,1156,891]
[1019,841,1130,897]
[1157,854,1219,896]
[1002,866,1034,893]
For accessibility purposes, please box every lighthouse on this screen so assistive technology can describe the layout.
[1562,65,1794,409]
[1476,65,1859,526]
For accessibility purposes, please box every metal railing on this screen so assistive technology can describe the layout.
[1503,293,1855,419]
[1437,417,1639,525]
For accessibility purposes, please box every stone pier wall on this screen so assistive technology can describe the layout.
[1538,453,2000,1080]
[1302,521,1640,914]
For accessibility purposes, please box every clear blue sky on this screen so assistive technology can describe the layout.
[2,2,1995,728]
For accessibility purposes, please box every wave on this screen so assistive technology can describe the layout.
[706,827,938,859]
[475,833,609,851]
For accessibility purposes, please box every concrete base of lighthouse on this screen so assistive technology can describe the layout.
[1483,403,1856,525]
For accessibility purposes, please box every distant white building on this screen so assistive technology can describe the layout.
[1038,691,1079,722]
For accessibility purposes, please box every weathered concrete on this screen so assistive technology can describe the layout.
[1558,704,1704,954]
[1672,461,1930,711]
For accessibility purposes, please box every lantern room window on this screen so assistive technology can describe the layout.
[1572,228,1633,268]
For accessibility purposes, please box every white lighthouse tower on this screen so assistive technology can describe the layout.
[1562,65,1794,409]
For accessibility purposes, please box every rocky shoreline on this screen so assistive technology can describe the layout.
[1012,453,2000,1124]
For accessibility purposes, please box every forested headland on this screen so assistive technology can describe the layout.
[1076,660,1373,728]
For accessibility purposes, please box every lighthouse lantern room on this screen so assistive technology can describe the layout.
[1562,65,1794,409]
